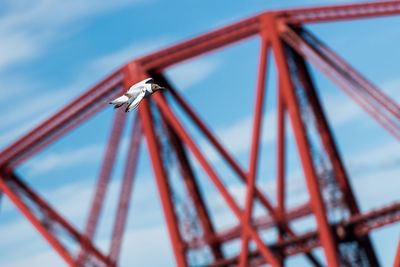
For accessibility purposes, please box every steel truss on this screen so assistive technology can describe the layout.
[1,1,400,266]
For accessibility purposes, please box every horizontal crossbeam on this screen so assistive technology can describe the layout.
[208,201,400,267]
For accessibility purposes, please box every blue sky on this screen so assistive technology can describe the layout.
[0,0,400,266]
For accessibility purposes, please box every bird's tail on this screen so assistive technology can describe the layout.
[109,95,129,108]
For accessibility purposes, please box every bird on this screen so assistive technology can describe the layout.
[109,78,165,112]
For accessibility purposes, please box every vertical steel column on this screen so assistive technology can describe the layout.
[300,28,400,119]
[167,85,277,219]
[78,92,127,264]
[0,175,75,266]
[152,93,281,266]
[109,116,142,263]
[139,98,188,267]
[161,75,321,266]
[292,51,380,266]
[279,26,400,141]
[394,237,400,267]
[162,116,224,260]
[276,82,286,246]
[0,170,112,266]
[239,36,270,267]
[151,73,224,260]
[267,14,341,267]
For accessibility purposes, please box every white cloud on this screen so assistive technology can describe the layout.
[197,76,400,165]
[166,57,221,90]
[1,90,76,130]
[0,0,163,150]
[0,173,173,267]
[2,246,66,267]
[0,36,171,150]
[323,77,400,126]
[0,0,147,71]
[88,37,173,77]
[23,144,104,176]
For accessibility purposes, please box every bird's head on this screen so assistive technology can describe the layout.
[151,83,166,92]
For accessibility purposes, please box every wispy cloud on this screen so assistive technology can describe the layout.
[0,0,147,71]
[88,37,173,77]
[198,76,400,164]
[0,174,172,266]
[166,57,221,90]
[23,144,104,176]
[0,36,172,149]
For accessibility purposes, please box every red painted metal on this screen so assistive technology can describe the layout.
[239,36,270,267]
[0,170,113,266]
[158,98,224,259]
[208,202,400,267]
[77,73,129,265]
[140,97,189,267]
[1,1,400,266]
[394,238,400,267]
[267,12,341,266]
[109,115,142,263]
[0,70,124,167]
[276,83,286,243]
[277,0,400,24]
[280,25,400,141]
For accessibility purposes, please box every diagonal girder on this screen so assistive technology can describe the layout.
[280,24,400,141]
[0,70,124,167]
[239,34,270,267]
[0,169,113,266]
[208,202,400,267]
[276,0,400,24]
[109,115,142,263]
[0,1,399,266]
[266,13,341,266]
[151,71,323,265]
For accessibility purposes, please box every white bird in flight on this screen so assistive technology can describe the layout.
[109,78,165,112]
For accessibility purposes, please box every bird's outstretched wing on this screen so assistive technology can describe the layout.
[126,78,153,94]
[125,90,145,112]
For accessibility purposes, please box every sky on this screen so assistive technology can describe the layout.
[0,0,400,266]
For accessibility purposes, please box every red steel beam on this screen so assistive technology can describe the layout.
[0,170,112,266]
[0,69,124,167]
[267,13,341,266]
[134,1,400,74]
[276,0,400,24]
[161,73,322,266]
[276,82,286,241]
[167,82,279,216]
[9,88,122,169]
[140,98,189,267]
[239,35,270,267]
[0,174,75,266]
[208,201,400,267]
[149,72,224,259]
[394,237,400,267]
[77,108,126,264]
[109,116,142,263]
[161,114,224,259]
[280,25,400,141]
[299,28,400,119]
[152,93,281,266]
[154,72,320,265]
[291,51,380,265]
[138,17,261,71]
[0,2,399,266]
[291,51,360,213]
[186,202,312,250]
[168,85,285,225]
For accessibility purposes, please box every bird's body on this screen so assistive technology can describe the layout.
[109,78,165,112]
